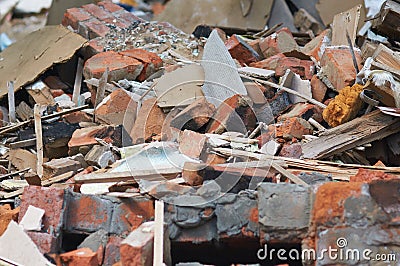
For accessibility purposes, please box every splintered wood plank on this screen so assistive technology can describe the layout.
[302,110,400,159]
[331,5,361,46]
[153,200,164,266]
[34,104,43,177]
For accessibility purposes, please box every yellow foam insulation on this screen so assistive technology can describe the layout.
[323,84,364,127]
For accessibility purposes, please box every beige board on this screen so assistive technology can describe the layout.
[0,25,87,99]
[155,0,274,34]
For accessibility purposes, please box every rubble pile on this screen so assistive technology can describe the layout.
[0,0,400,265]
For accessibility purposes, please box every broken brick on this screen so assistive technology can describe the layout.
[27,231,58,255]
[110,196,155,235]
[259,27,299,58]
[275,57,315,79]
[310,75,328,103]
[350,168,399,183]
[120,221,171,266]
[170,97,216,131]
[320,47,362,91]
[83,51,144,82]
[278,143,302,159]
[64,192,114,234]
[182,162,204,186]
[280,117,313,140]
[225,34,260,65]
[104,236,124,266]
[249,53,286,70]
[278,103,323,123]
[60,248,99,266]
[129,98,166,144]
[0,205,19,236]
[120,49,163,82]
[95,88,138,129]
[68,125,117,155]
[18,186,65,236]
[80,18,111,39]
[302,29,331,61]
[62,7,91,30]
[206,94,256,134]
[178,130,207,159]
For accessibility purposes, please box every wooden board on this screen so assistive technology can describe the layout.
[331,5,362,46]
[302,110,400,159]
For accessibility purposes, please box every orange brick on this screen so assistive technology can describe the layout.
[225,34,260,65]
[259,27,299,58]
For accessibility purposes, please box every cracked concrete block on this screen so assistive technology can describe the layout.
[258,183,311,243]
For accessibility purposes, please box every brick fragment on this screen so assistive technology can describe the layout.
[120,221,171,266]
[280,117,313,140]
[60,248,99,266]
[98,1,124,13]
[104,236,124,266]
[62,8,91,30]
[18,186,65,235]
[120,49,163,82]
[225,34,260,65]
[27,232,58,254]
[95,88,138,129]
[170,97,216,131]
[64,192,114,234]
[259,27,299,58]
[182,162,204,186]
[110,196,155,235]
[320,47,362,91]
[302,29,331,61]
[278,103,323,123]
[83,51,144,82]
[178,130,207,159]
[310,75,327,103]
[278,143,302,158]
[80,18,110,39]
[0,205,19,236]
[350,168,399,182]
[129,98,166,144]
[206,94,256,134]
[82,3,113,21]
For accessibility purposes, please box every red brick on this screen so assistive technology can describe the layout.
[312,182,362,226]
[302,29,331,61]
[280,117,313,140]
[225,34,260,65]
[83,51,143,82]
[82,18,110,39]
[98,1,123,13]
[278,143,302,159]
[86,38,105,57]
[65,192,114,233]
[310,75,327,102]
[95,88,138,128]
[170,97,216,131]
[110,197,154,235]
[63,111,92,124]
[350,168,399,183]
[120,49,163,82]
[178,130,207,158]
[27,232,58,254]
[320,47,362,91]
[68,125,117,155]
[120,222,170,266]
[82,3,113,21]
[182,162,204,186]
[278,103,323,123]
[248,39,264,59]
[103,236,124,266]
[206,94,257,134]
[275,57,315,79]
[62,7,91,30]
[129,98,166,144]
[249,53,286,69]
[113,9,143,24]
[18,186,65,235]
[259,27,299,58]
[60,248,99,266]
[0,205,19,236]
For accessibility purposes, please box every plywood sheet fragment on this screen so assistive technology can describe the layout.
[331,5,362,46]
[0,25,87,99]
[201,30,247,107]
